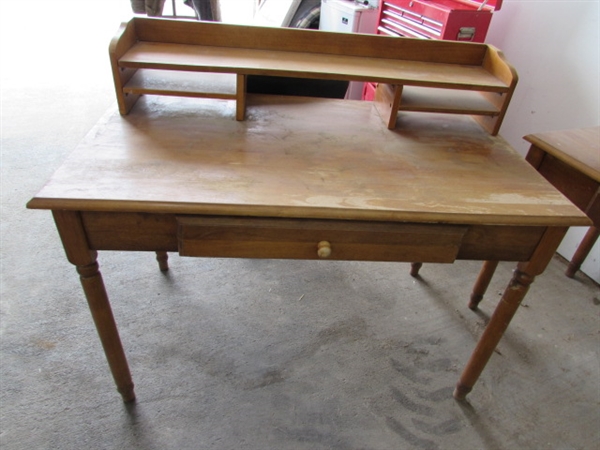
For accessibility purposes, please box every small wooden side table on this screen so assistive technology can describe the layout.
[524,127,599,278]
[469,126,599,310]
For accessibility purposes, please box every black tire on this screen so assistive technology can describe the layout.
[248,0,349,98]
[288,0,320,29]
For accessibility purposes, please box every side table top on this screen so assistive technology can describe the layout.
[524,126,600,182]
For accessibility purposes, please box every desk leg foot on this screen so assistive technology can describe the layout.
[469,260,499,310]
[453,383,472,401]
[410,262,422,277]
[156,251,169,272]
[565,226,599,278]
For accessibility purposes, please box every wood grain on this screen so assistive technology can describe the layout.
[119,41,509,91]
[177,216,467,262]
[398,86,500,115]
[27,95,589,228]
[524,127,600,182]
[123,69,237,99]
[129,17,488,64]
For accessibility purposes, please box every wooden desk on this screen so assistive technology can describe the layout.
[525,127,600,278]
[27,95,589,403]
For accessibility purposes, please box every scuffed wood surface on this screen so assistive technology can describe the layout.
[28,95,588,227]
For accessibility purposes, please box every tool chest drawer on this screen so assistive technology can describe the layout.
[377,0,502,43]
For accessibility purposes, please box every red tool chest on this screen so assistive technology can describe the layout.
[363,0,502,100]
[377,0,502,42]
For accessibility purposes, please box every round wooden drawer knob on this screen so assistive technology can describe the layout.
[317,241,331,258]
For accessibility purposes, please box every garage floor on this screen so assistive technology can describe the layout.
[1,2,599,449]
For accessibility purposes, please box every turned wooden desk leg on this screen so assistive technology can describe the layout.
[453,227,567,401]
[155,251,169,272]
[53,210,135,403]
[565,226,599,278]
[410,262,423,277]
[469,260,499,310]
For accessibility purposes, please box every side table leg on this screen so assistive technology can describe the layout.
[469,260,499,310]
[53,211,135,402]
[565,226,599,278]
[453,227,567,401]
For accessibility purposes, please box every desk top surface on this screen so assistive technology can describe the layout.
[524,127,600,182]
[28,95,587,227]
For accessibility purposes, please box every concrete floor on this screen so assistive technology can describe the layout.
[1,1,599,449]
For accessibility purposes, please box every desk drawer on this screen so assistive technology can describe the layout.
[177,216,467,262]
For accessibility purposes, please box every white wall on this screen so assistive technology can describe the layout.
[485,0,600,283]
